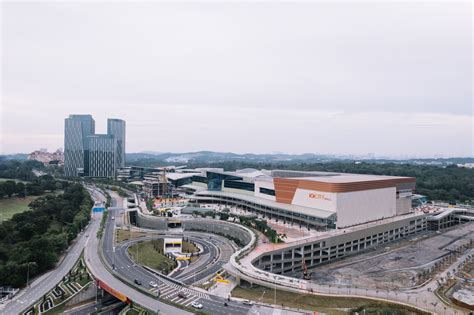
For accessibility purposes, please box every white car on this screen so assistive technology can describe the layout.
[243,299,253,305]
[149,281,158,288]
[191,302,203,309]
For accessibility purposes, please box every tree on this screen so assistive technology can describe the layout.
[3,180,16,197]
[16,182,26,197]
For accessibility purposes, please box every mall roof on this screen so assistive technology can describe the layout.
[291,174,415,184]
[166,172,200,181]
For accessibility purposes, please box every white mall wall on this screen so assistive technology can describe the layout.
[336,187,396,228]
[254,180,276,201]
[292,187,396,228]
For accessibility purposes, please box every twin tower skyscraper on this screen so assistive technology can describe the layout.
[64,115,126,178]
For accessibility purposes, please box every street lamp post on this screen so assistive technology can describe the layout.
[112,246,116,270]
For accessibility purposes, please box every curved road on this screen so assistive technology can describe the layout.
[85,193,192,315]
[0,186,105,315]
[104,206,253,315]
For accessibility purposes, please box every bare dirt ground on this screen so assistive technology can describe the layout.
[305,223,473,290]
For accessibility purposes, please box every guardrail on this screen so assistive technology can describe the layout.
[228,223,308,291]
[0,288,18,304]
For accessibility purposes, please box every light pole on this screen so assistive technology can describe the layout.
[25,262,37,287]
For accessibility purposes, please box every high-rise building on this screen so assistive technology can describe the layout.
[64,114,125,178]
[64,115,95,177]
[88,134,117,178]
[107,118,126,168]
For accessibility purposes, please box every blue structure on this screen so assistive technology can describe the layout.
[93,206,106,213]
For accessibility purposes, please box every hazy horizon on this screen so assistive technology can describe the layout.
[1,2,472,157]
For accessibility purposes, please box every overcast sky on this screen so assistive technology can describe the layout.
[1,1,472,157]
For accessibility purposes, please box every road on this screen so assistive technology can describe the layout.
[104,200,305,315]
[84,192,192,315]
[0,186,105,315]
[115,232,234,286]
[103,206,251,315]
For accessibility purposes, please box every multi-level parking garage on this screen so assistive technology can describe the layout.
[427,207,474,230]
[252,214,428,275]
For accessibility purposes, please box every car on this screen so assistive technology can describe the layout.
[134,279,142,285]
[112,216,115,220]
[191,302,203,309]
[243,299,253,305]
[177,292,187,299]
[149,281,158,288]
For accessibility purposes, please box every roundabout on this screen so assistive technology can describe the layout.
[102,207,257,315]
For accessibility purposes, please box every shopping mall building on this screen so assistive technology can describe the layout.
[184,169,416,230]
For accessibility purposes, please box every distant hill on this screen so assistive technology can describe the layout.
[0,153,29,161]
[125,151,474,166]
[1,151,472,167]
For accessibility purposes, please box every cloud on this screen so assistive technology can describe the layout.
[1,1,472,156]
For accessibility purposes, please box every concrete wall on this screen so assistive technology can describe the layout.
[183,219,252,246]
[65,283,97,307]
[136,211,168,229]
[135,211,253,246]
[396,196,412,215]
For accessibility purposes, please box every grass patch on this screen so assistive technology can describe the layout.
[128,240,177,274]
[0,190,64,222]
[0,195,37,222]
[196,281,214,290]
[231,285,429,315]
[77,275,92,287]
[115,229,149,243]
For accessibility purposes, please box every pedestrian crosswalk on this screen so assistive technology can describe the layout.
[148,277,210,307]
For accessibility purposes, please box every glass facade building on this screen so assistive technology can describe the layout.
[64,115,95,177]
[206,172,242,191]
[88,135,117,178]
[64,114,125,178]
[107,119,126,168]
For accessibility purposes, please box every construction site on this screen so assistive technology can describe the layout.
[304,223,473,290]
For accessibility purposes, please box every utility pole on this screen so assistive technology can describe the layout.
[26,262,30,287]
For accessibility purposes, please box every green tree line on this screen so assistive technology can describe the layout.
[0,160,68,198]
[0,184,93,287]
[0,174,68,199]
